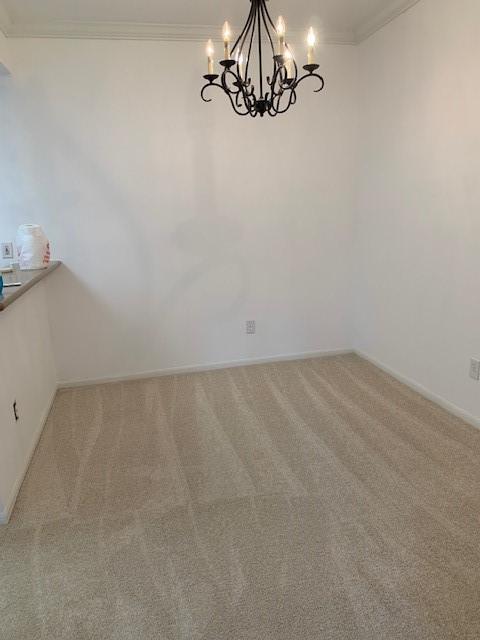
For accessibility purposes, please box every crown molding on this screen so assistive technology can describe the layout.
[5,21,223,42]
[355,0,423,43]
[2,20,356,45]
[0,0,423,46]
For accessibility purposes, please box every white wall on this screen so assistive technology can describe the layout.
[1,1,476,424]
[0,283,57,522]
[355,0,480,422]
[0,38,357,384]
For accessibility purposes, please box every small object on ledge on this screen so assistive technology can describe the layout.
[16,224,51,271]
[4,283,22,288]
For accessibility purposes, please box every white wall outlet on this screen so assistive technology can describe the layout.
[1,242,14,260]
[246,320,256,335]
[469,358,480,381]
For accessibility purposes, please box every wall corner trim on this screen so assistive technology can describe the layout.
[355,350,480,431]
[0,388,57,526]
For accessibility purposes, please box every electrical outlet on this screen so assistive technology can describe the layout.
[246,320,256,335]
[470,358,480,381]
[1,242,14,260]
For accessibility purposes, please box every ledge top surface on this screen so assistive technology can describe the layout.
[0,261,61,312]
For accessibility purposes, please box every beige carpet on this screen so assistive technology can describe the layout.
[1,354,480,639]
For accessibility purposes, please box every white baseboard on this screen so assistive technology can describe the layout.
[58,349,353,389]
[0,387,57,525]
[355,350,480,431]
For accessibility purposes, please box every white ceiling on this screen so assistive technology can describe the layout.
[0,0,421,44]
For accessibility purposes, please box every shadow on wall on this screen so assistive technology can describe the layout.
[161,90,251,321]
[4,71,251,318]
[2,60,256,378]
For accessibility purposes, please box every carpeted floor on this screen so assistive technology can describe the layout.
[1,354,480,639]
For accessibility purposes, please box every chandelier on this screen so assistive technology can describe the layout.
[201,0,325,118]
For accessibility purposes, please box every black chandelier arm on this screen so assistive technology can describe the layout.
[267,47,301,98]
[257,7,264,97]
[287,45,299,85]
[220,67,243,95]
[261,0,277,32]
[201,73,256,116]
[231,81,258,116]
[223,68,258,114]
[243,11,257,83]
[295,67,325,93]
[226,90,255,116]
[259,2,277,84]
[234,90,245,109]
[232,77,257,115]
[259,1,275,54]
[201,78,224,103]
[201,82,251,116]
[231,0,255,56]
[270,64,300,101]
[269,87,297,116]
[226,76,257,116]
[230,0,257,86]
[270,63,294,94]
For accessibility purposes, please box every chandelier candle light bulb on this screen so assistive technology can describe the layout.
[236,51,245,79]
[307,27,316,65]
[284,48,294,79]
[223,21,232,59]
[206,39,215,74]
[276,16,286,55]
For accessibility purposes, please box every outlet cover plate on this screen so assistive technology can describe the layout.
[246,320,256,335]
[1,242,14,260]
[470,358,480,381]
